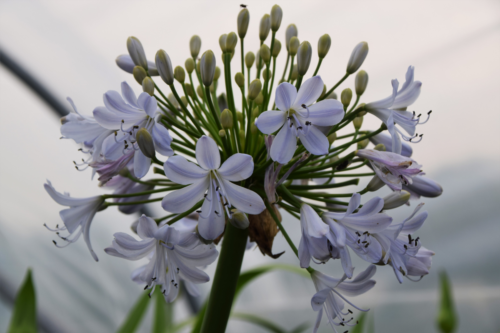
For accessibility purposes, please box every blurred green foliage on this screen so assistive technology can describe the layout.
[437,271,458,333]
[8,269,37,333]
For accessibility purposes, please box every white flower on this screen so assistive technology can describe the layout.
[44,181,104,261]
[105,215,218,302]
[162,135,265,240]
[311,265,376,333]
[356,149,423,191]
[255,76,344,164]
[93,81,174,178]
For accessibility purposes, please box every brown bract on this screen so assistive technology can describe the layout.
[248,202,284,259]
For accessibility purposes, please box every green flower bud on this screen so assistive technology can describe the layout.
[248,79,262,100]
[291,65,298,81]
[255,52,263,70]
[219,129,226,138]
[136,128,155,158]
[357,138,369,149]
[326,91,338,100]
[319,84,327,99]
[383,191,411,210]
[272,39,282,57]
[142,77,155,96]
[259,14,271,42]
[155,50,174,85]
[237,111,243,123]
[185,58,195,74]
[185,83,195,98]
[196,85,203,98]
[219,34,228,53]
[200,50,216,87]
[252,107,260,118]
[221,109,233,129]
[318,34,331,59]
[235,72,244,88]
[297,41,312,76]
[374,143,386,151]
[270,5,283,32]
[367,175,385,192]
[355,70,369,96]
[180,96,188,107]
[127,36,148,69]
[254,92,264,105]
[133,66,147,85]
[168,93,179,109]
[328,133,337,145]
[262,68,272,81]
[346,41,369,74]
[230,210,250,229]
[174,66,185,83]
[353,116,363,130]
[214,66,221,82]
[237,8,250,39]
[245,52,255,68]
[209,83,215,93]
[190,35,202,59]
[239,129,245,149]
[226,32,238,53]
[289,36,300,56]
[260,44,271,64]
[285,24,298,51]
[196,60,201,74]
[341,88,352,108]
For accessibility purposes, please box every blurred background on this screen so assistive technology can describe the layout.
[0,0,499,332]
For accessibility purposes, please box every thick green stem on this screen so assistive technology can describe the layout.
[200,223,248,333]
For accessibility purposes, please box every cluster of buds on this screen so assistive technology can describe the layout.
[47,3,442,332]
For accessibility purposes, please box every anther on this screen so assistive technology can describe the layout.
[408,234,412,244]
[348,309,353,314]
[52,240,57,245]
[144,285,148,290]
[152,277,156,281]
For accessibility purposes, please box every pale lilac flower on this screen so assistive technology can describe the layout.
[403,174,443,199]
[103,174,154,214]
[116,54,159,76]
[298,204,330,269]
[44,181,104,261]
[311,265,376,333]
[255,76,344,164]
[369,132,413,157]
[94,81,174,178]
[105,215,218,302]
[356,149,423,191]
[90,151,134,185]
[322,194,392,277]
[162,136,265,240]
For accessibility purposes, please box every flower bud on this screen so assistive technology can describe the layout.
[185,83,195,98]
[196,85,203,98]
[237,8,250,38]
[237,111,243,123]
[174,66,185,83]
[245,51,255,68]
[270,5,283,32]
[155,50,174,85]
[209,83,215,93]
[367,175,385,192]
[142,77,155,96]
[357,138,369,149]
[136,128,155,158]
[214,67,221,82]
[127,37,148,69]
[374,143,386,151]
[346,41,369,74]
[326,91,338,100]
[252,107,260,118]
[341,88,352,109]
[285,24,298,51]
[272,39,282,57]
[319,84,327,99]
[180,96,188,107]
[221,109,233,129]
[355,70,369,96]
[248,79,262,100]
[219,34,228,53]
[200,50,216,87]
[260,44,271,64]
[404,175,443,198]
[218,129,226,137]
[133,66,147,85]
[297,41,312,76]
[289,36,300,56]
[254,92,264,105]
[353,116,363,130]
[259,14,271,42]
[230,210,250,229]
[383,191,411,210]
[185,58,195,74]
[291,65,298,81]
[255,52,263,70]
[196,60,201,74]
[318,34,331,59]
[235,72,244,88]
[226,32,238,53]
[328,133,337,145]
[262,68,272,81]
[190,35,202,59]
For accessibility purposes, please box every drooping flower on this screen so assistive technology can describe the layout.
[44,181,104,261]
[356,149,423,191]
[93,81,174,178]
[311,265,376,333]
[105,215,218,302]
[322,194,392,277]
[255,76,344,164]
[162,135,265,240]
[298,204,330,269]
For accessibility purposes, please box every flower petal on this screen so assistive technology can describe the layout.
[137,92,158,117]
[270,124,297,164]
[104,90,141,114]
[366,79,399,110]
[293,76,324,108]
[121,82,138,108]
[301,99,344,126]
[393,81,421,109]
[112,234,155,260]
[161,177,209,213]
[221,179,265,215]
[137,215,158,239]
[275,82,297,111]
[152,122,174,156]
[198,183,226,240]
[311,288,330,311]
[301,204,328,238]
[255,110,287,134]
[298,236,312,268]
[133,150,151,179]
[196,135,221,170]
[297,125,329,156]
[356,197,384,217]
[218,154,254,181]
[164,155,209,185]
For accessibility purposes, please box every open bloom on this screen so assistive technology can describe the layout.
[162,136,265,240]
[322,194,392,277]
[311,265,376,333]
[44,181,104,261]
[255,76,344,164]
[105,215,218,302]
[93,81,174,178]
[357,149,423,191]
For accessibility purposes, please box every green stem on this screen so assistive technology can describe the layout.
[319,72,350,101]
[313,58,323,77]
[295,75,303,90]
[287,56,295,82]
[103,187,177,199]
[105,197,162,206]
[169,84,203,135]
[200,223,248,333]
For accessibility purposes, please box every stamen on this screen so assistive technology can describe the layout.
[301,104,310,118]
